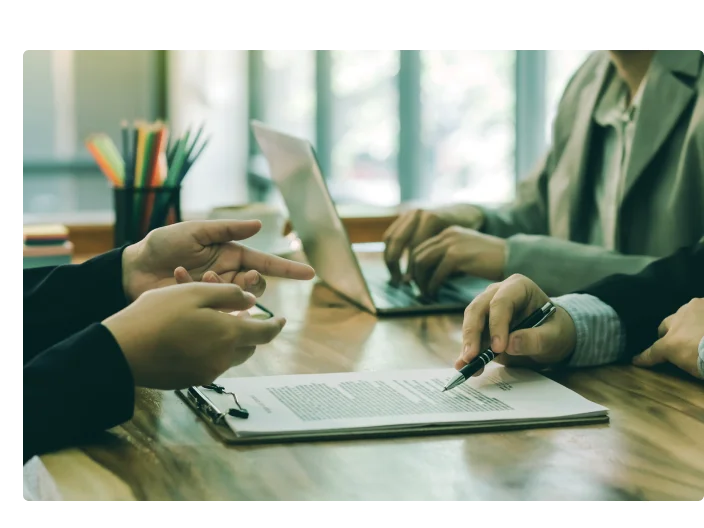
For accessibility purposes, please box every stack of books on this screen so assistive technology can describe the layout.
[23,225,74,269]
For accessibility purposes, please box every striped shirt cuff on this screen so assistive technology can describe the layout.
[551,293,626,368]
[698,336,704,378]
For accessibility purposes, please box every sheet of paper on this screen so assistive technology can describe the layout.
[206,364,606,437]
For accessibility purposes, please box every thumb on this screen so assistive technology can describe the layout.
[185,282,257,311]
[632,341,666,368]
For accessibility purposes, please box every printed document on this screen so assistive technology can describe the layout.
[200,364,607,438]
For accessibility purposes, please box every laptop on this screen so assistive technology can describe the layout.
[251,121,493,316]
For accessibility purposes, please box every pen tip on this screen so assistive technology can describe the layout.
[441,387,447,392]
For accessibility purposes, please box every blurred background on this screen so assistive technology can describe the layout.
[23,50,590,223]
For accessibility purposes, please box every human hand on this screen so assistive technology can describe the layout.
[409,226,506,297]
[173,266,254,314]
[457,274,576,375]
[632,298,704,379]
[383,204,484,284]
[121,220,315,302]
[102,282,286,389]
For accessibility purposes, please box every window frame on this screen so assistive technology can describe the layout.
[248,50,552,204]
[24,51,557,217]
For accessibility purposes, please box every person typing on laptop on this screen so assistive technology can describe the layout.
[251,121,493,316]
[384,50,704,297]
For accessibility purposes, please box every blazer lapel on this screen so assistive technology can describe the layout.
[549,56,610,240]
[620,51,701,204]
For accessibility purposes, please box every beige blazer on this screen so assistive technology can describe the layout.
[479,50,704,295]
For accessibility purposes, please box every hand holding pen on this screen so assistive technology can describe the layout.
[444,275,579,391]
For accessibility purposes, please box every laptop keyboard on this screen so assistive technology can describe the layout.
[365,276,430,306]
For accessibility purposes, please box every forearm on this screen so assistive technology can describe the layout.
[581,243,704,356]
[552,294,626,367]
[23,323,135,463]
[24,248,130,360]
[505,234,657,296]
[477,203,548,239]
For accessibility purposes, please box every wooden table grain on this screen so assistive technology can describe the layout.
[26,255,704,500]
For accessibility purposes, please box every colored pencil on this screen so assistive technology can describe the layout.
[95,134,125,183]
[142,126,167,234]
[87,120,210,238]
[86,141,121,186]
[122,122,135,187]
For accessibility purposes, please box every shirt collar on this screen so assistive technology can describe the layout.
[594,68,648,126]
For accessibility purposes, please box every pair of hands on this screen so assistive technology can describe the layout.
[382,205,506,296]
[458,274,704,380]
[102,220,315,390]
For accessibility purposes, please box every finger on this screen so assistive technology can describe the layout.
[405,216,437,280]
[410,238,446,295]
[657,314,674,338]
[231,346,257,366]
[426,254,457,298]
[225,315,287,347]
[455,333,492,370]
[232,245,315,280]
[186,282,257,311]
[203,270,225,283]
[237,270,267,297]
[412,227,447,257]
[212,268,267,297]
[459,286,498,364]
[384,211,420,282]
[632,340,668,368]
[174,266,194,284]
[189,219,263,246]
[487,277,536,354]
[382,211,412,243]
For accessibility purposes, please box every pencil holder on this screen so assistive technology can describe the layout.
[113,186,182,247]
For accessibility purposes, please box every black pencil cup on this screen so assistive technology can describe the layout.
[113,186,182,247]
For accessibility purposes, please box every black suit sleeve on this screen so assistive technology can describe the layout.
[23,324,135,463]
[581,243,704,357]
[24,248,129,363]
[23,249,135,463]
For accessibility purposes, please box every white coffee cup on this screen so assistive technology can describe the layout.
[208,203,286,252]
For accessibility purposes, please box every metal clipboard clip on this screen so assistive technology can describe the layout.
[185,383,249,424]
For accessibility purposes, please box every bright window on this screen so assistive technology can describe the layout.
[328,51,399,205]
[262,51,315,143]
[422,51,515,205]
[24,50,595,218]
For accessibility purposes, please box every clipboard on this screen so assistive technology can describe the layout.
[176,386,609,446]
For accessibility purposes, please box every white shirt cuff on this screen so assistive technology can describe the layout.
[551,293,625,367]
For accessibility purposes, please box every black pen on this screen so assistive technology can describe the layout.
[442,301,557,392]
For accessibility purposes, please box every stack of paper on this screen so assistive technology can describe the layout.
[23,225,73,269]
[180,364,608,443]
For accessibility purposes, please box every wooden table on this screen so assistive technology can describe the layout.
[25,255,704,500]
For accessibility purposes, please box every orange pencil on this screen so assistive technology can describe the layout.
[86,142,121,186]
[142,126,167,234]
